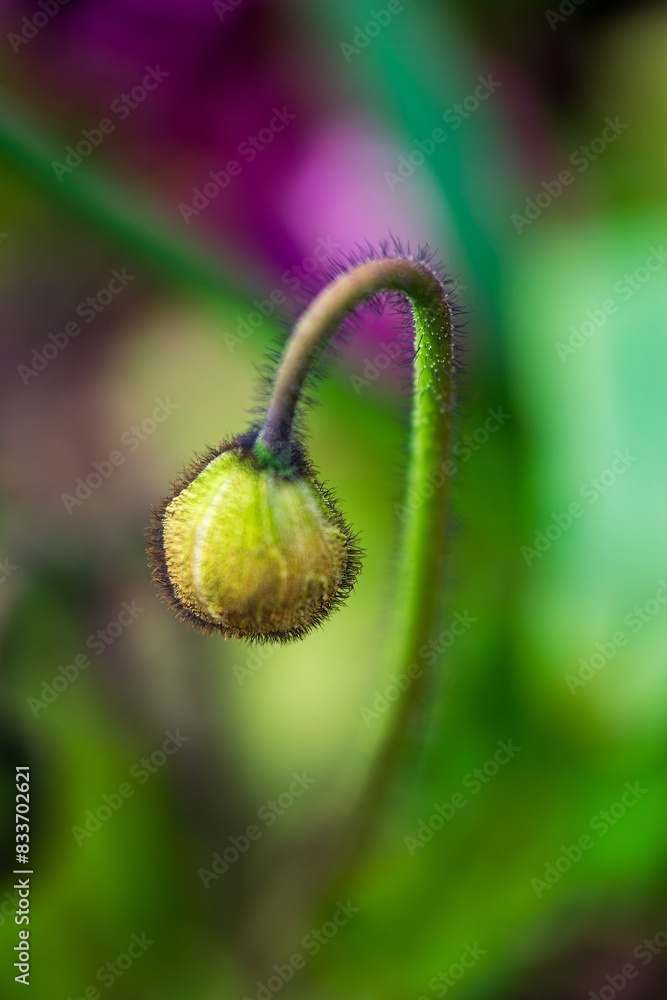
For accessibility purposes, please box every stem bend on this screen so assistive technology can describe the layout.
[260,254,458,812]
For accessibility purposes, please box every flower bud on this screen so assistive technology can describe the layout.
[149,437,361,642]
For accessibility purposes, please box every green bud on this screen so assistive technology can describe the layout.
[149,438,361,642]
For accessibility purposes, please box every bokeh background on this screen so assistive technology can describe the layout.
[1,0,666,997]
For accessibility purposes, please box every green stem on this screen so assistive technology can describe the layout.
[257,255,457,857]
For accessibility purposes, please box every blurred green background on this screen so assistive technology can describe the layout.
[1,0,666,997]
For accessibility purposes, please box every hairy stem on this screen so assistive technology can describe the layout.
[257,255,457,853]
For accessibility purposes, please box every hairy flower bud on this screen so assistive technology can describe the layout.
[149,435,361,642]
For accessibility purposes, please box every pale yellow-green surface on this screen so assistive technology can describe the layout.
[163,450,350,637]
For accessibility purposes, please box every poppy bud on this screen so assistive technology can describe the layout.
[149,435,361,642]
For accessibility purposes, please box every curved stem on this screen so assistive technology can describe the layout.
[258,255,457,851]
[257,257,454,460]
